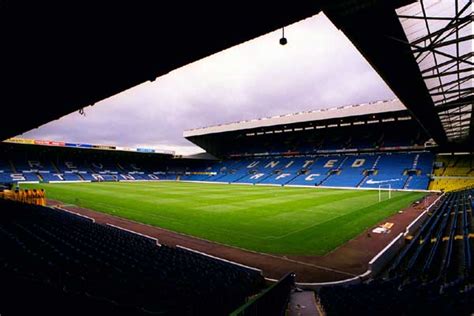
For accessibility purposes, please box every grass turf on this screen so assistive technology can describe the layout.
[23,182,426,256]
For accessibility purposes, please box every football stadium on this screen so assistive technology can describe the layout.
[1,1,473,315]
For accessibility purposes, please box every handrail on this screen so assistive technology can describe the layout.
[231,272,295,316]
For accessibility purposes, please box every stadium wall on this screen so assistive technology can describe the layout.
[49,180,92,184]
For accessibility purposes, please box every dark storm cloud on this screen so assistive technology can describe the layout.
[21,14,395,155]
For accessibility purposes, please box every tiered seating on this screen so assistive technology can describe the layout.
[185,152,433,190]
[79,173,96,181]
[360,153,414,189]
[430,155,474,191]
[381,131,415,147]
[21,172,40,182]
[222,121,426,156]
[10,159,55,182]
[154,173,178,180]
[405,152,433,189]
[0,151,434,190]
[208,159,253,183]
[58,159,92,173]
[259,157,307,185]
[287,156,337,186]
[88,160,117,173]
[318,280,473,315]
[38,173,65,182]
[317,189,474,315]
[0,199,265,315]
[62,173,83,181]
[0,172,13,182]
[174,160,212,181]
[0,158,15,183]
[234,157,284,184]
[323,155,377,187]
[319,135,349,150]
[430,178,474,192]
[0,158,14,172]
[348,133,378,149]
[433,155,474,177]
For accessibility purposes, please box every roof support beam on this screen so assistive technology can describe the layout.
[421,52,474,74]
[436,90,474,105]
[395,37,474,70]
[440,116,471,123]
[439,110,472,117]
[410,4,472,45]
[431,87,474,97]
[428,74,474,92]
[413,35,474,53]
[397,15,461,21]
[423,67,473,79]
[325,4,448,145]
[435,96,474,112]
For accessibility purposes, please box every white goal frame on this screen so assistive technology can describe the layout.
[378,184,392,202]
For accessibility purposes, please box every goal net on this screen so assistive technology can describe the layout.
[378,184,392,202]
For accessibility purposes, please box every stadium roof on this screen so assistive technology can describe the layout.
[324,0,472,148]
[2,1,471,150]
[396,0,473,143]
[0,2,323,141]
[184,99,407,137]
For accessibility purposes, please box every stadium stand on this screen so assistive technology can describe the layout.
[0,198,265,315]
[430,155,474,192]
[430,178,474,192]
[190,152,433,190]
[433,155,474,177]
[218,119,428,156]
[1,1,472,313]
[317,188,474,315]
[0,141,436,190]
[0,158,14,172]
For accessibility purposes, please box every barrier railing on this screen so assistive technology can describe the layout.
[231,272,295,316]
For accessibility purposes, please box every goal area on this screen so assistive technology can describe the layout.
[378,184,392,202]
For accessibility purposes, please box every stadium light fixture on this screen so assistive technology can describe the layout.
[279,27,287,45]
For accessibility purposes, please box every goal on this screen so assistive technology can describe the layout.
[378,184,392,202]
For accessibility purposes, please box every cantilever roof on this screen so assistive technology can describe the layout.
[184,99,407,137]
[396,0,473,142]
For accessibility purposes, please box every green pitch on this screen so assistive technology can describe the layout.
[24,182,425,256]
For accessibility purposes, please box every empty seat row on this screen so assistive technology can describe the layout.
[317,188,474,315]
[0,199,265,315]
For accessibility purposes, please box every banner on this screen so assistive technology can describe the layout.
[116,146,134,152]
[137,148,155,153]
[4,138,173,155]
[34,140,65,146]
[4,138,35,145]
[93,145,116,150]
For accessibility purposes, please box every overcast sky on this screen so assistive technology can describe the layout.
[21,13,395,155]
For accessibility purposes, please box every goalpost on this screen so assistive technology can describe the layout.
[378,184,392,202]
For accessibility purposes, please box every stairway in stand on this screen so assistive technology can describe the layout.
[357,155,381,188]
[403,175,413,189]
[287,290,320,316]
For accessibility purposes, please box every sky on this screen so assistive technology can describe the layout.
[21,13,395,155]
